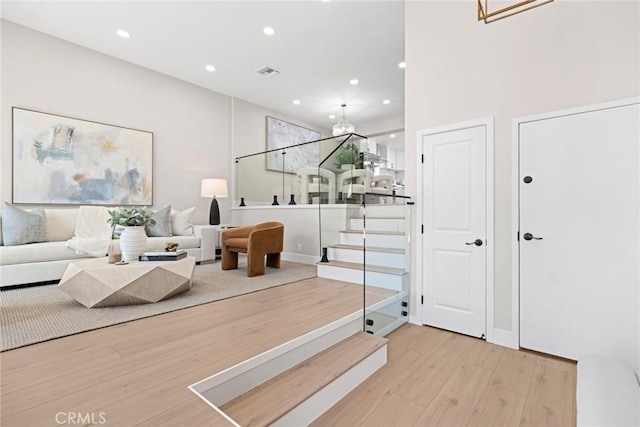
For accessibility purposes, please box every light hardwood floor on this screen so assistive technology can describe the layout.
[1,278,576,427]
[313,323,577,427]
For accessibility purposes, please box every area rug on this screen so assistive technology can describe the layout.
[0,261,316,351]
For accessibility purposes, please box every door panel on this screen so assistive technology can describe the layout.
[433,249,472,312]
[433,141,472,230]
[422,125,486,338]
[519,102,639,372]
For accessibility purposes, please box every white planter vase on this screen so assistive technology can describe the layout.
[119,226,147,261]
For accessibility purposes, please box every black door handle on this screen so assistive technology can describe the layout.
[523,232,543,241]
[465,239,483,246]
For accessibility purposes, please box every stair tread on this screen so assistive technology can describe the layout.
[318,260,407,275]
[330,244,405,254]
[220,332,387,427]
[341,229,404,236]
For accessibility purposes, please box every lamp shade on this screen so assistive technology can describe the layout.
[201,179,228,198]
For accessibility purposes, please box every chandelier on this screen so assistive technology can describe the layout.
[478,0,554,24]
[332,104,355,136]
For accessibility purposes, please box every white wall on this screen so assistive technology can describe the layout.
[405,1,640,333]
[1,21,232,225]
[357,115,404,137]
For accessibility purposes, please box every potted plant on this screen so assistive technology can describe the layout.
[108,207,156,227]
[335,142,363,170]
[107,207,156,261]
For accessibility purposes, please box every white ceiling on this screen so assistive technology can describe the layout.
[1,1,405,131]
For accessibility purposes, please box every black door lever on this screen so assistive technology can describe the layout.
[465,239,483,246]
[523,233,543,241]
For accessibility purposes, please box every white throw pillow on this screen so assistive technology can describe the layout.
[171,207,195,236]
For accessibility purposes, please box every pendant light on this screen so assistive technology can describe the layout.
[332,104,355,136]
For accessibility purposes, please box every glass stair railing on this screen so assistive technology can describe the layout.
[235,133,412,337]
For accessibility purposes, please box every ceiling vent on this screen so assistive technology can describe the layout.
[256,66,280,78]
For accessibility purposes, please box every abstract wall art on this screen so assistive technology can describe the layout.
[266,116,321,173]
[12,108,153,205]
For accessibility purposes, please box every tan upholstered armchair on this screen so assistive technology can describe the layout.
[221,222,284,277]
[296,167,336,204]
[370,174,396,195]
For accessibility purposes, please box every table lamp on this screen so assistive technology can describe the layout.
[201,178,228,225]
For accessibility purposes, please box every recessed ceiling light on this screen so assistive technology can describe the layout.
[398,61,406,69]
[293,99,301,105]
[116,29,130,39]
[263,27,276,36]
[390,134,396,138]
[350,79,359,85]
[329,114,336,119]
[382,99,391,105]
[205,65,215,72]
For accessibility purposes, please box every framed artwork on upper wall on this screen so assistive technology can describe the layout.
[12,107,153,205]
[265,116,321,173]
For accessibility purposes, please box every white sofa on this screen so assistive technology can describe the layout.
[0,208,216,288]
[577,356,640,427]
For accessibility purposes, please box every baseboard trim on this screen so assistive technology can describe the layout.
[281,252,319,265]
[489,328,519,349]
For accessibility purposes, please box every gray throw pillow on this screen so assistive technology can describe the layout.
[1,202,47,246]
[145,205,173,237]
[112,224,125,239]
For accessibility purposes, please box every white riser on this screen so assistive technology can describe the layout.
[349,218,405,232]
[317,264,407,292]
[328,248,404,269]
[361,205,407,217]
[339,232,406,248]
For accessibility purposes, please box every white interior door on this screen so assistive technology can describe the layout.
[421,125,487,338]
[519,100,640,372]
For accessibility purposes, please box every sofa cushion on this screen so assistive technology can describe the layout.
[2,203,47,246]
[0,241,90,266]
[44,209,79,242]
[110,235,201,253]
[171,207,195,236]
[146,205,172,237]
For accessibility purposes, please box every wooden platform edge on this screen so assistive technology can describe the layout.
[221,332,387,427]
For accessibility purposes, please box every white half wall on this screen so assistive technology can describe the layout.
[405,1,640,334]
[230,205,350,262]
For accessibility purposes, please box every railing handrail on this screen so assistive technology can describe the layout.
[234,132,367,162]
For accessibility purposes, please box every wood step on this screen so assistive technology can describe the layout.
[330,243,405,254]
[220,332,387,427]
[317,260,406,275]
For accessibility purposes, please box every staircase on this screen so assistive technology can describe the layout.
[317,204,409,292]
[190,331,387,427]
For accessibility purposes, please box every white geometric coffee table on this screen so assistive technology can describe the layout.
[58,256,196,308]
